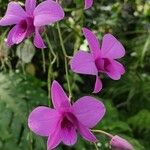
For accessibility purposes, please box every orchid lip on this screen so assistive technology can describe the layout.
[18,17,34,33]
[27,17,35,35]
[95,57,111,72]
[62,112,77,125]
[61,112,78,128]
[61,113,76,129]
[61,116,73,129]
[19,20,28,32]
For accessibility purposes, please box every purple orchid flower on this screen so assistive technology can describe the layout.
[0,0,64,48]
[28,80,105,150]
[84,0,93,9]
[71,28,125,93]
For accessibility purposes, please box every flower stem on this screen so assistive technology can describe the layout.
[45,33,55,106]
[92,129,113,138]
[47,50,52,103]
[94,142,99,150]
[45,33,57,65]
[56,22,72,99]
[21,61,26,75]
[41,48,46,73]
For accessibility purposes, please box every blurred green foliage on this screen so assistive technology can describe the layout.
[0,0,150,150]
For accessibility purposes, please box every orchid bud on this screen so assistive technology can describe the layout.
[110,135,134,150]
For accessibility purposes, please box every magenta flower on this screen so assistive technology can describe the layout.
[84,0,93,9]
[0,0,64,48]
[28,80,105,150]
[71,28,125,93]
[110,135,134,150]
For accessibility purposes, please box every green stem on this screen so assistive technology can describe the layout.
[140,33,150,64]
[26,96,33,150]
[47,49,52,106]
[45,33,57,65]
[57,23,67,57]
[21,61,26,75]
[0,59,6,71]
[94,142,99,150]
[92,129,113,138]
[57,22,72,99]
[45,33,55,106]
[41,49,46,73]
[29,131,33,150]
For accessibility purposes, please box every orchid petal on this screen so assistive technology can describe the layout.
[78,123,97,142]
[11,20,28,44]
[28,106,60,137]
[6,21,27,46]
[62,127,77,146]
[105,60,125,80]
[82,28,100,59]
[70,50,98,75]
[113,60,125,75]
[7,26,18,46]
[101,34,125,59]
[72,96,105,128]
[51,80,71,109]
[25,0,36,16]
[34,27,46,48]
[84,0,93,9]
[34,0,64,26]
[47,126,62,150]
[93,76,103,93]
[0,2,26,26]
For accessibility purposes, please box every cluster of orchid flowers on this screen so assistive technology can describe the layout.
[0,0,134,150]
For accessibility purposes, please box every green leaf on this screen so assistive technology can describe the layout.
[0,73,48,149]
[16,39,35,63]
[128,109,150,134]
